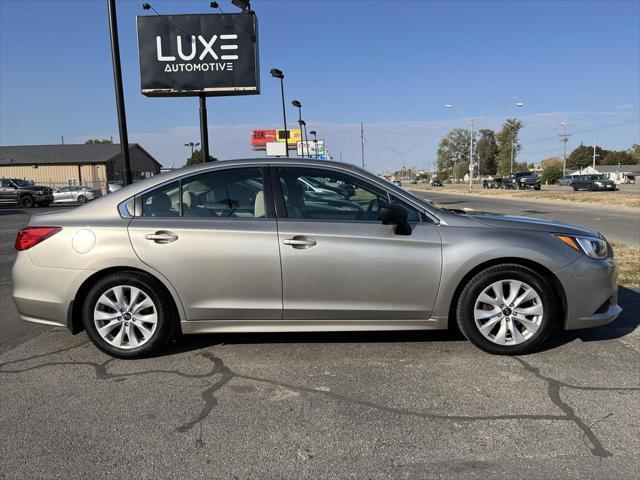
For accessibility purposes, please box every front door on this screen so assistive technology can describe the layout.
[127,166,282,322]
[274,166,442,322]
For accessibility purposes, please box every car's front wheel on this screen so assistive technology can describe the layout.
[456,264,557,355]
[82,271,176,358]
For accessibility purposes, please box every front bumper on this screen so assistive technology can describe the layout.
[555,255,622,330]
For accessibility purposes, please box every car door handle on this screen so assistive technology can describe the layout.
[145,231,178,244]
[283,236,317,249]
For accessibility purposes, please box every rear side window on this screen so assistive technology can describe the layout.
[182,168,265,218]
[142,181,180,217]
[140,168,266,219]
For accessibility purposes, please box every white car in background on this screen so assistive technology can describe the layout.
[53,186,102,204]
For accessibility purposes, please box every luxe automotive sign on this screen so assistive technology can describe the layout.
[136,13,259,97]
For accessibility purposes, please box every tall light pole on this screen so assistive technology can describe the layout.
[300,119,309,158]
[184,142,200,157]
[291,100,311,157]
[271,69,289,157]
[309,130,318,158]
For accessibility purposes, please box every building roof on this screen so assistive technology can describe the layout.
[595,164,640,173]
[0,144,161,168]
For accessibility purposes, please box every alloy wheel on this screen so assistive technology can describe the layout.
[473,279,543,346]
[93,285,158,349]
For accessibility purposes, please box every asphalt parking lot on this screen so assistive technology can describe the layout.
[1,204,639,479]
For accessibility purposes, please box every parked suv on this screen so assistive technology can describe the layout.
[0,178,54,207]
[504,172,541,190]
[572,174,617,191]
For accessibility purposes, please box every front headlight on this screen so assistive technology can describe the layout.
[555,234,610,259]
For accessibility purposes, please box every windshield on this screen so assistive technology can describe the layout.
[11,179,30,187]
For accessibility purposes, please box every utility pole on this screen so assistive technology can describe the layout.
[592,134,597,170]
[61,136,64,145]
[469,118,474,189]
[510,139,515,174]
[559,123,570,176]
[360,123,365,168]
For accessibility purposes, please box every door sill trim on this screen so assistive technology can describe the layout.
[181,318,446,334]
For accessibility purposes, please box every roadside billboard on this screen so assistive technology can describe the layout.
[265,142,287,157]
[297,140,326,159]
[137,13,259,97]
[251,129,300,150]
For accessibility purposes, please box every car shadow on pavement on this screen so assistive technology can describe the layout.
[165,287,640,357]
[0,209,25,216]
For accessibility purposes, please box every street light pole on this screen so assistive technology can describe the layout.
[310,130,318,158]
[292,100,306,157]
[469,118,474,189]
[107,0,132,185]
[559,122,570,176]
[271,69,289,157]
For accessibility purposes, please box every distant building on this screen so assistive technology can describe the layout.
[0,144,162,192]
[569,164,640,184]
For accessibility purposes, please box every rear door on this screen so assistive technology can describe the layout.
[274,166,442,322]
[127,166,283,322]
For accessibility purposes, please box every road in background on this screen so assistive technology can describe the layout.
[412,189,640,247]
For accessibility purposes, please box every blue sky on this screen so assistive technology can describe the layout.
[1,0,638,170]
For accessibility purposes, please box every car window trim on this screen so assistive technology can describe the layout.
[272,165,434,224]
[133,166,274,220]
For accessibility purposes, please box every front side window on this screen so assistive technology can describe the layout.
[278,167,424,222]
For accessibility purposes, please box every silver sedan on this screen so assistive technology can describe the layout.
[53,186,102,204]
[11,158,621,358]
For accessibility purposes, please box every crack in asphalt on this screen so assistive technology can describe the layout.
[1,343,639,458]
[512,357,638,458]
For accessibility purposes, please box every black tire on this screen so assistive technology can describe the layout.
[82,271,177,359]
[456,264,557,355]
[572,185,579,191]
[19,195,34,208]
[78,195,87,204]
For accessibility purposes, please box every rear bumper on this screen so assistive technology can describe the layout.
[11,252,91,328]
[555,255,622,330]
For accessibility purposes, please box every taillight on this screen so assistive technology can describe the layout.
[15,227,62,251]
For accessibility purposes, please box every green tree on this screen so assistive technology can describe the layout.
[436,128,475,181]
[495,118,524,176]
[185,149,217,166]
[628,144,640,164]
[85,138,113,144]
[541,164,563,184]
[475,129,498,176]
[601,150,634,165]
[567,143,608,170]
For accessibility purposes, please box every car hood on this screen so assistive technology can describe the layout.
[466,212,600,237]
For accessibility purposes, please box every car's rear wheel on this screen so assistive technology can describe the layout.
[19,195,34,208]
[82,271,176,358]
[456,264,556,355]
[78,195,87,203]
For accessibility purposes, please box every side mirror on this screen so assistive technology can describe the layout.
[380,204,412,236]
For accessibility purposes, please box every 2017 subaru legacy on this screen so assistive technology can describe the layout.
[12,159,621,358]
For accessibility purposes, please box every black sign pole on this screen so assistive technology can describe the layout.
[199,95,210,162]
[107,0,132,186]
